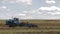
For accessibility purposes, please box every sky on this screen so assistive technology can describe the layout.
[0,0,60,19]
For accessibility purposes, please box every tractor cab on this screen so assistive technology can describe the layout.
[13,18,20,25]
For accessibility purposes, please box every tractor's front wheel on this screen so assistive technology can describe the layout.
[9,25,12,27]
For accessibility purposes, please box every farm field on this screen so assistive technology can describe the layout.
[0,20,60,34]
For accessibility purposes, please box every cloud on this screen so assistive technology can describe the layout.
[13,13,33,19]
[26,6,60,16]
[15,13,26,16]
[1,6,7,9]
[0,6,10,11]
[2,0,32,5]
[45,0,56,4]
[15,0,32,5]
[39,6,60,11]
[40,16,60,20]
[47,12,60,15]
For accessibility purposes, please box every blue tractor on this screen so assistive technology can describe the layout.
[6,18,20,27]
[5,18,38,27]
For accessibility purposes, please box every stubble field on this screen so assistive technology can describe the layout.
[0,20,60,34]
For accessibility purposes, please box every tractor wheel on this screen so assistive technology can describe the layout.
[9,25,12,27]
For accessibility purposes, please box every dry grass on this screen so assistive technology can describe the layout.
[0,20,60,34]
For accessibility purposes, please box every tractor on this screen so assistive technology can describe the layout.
[6,18,20,27]
[5,18,38,27]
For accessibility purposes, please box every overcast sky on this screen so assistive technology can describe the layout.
[0,0,60,19]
